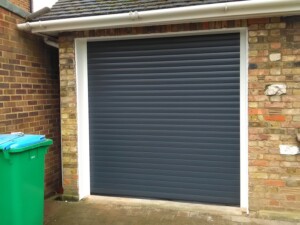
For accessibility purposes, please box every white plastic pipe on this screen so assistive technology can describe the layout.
[18,0,300,34]
[44,37,58,48]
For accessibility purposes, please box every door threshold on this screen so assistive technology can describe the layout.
[84,195,244,216]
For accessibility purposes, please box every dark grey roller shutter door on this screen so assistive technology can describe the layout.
[88,33,240,206]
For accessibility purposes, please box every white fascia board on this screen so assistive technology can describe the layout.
[18,0,300,34]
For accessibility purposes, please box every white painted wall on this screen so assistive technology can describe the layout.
[32,0,57,12]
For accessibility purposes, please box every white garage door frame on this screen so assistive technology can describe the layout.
[74,27,248,211]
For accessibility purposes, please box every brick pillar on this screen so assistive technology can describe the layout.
[248,17,300,212]
[59,35,79,198]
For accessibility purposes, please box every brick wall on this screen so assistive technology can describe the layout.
[9,0,31,12]
[58,38,78,196]
[0,6,61,196]
[59,17,300,214]
[247,16,300,214]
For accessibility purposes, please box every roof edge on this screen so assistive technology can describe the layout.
[0,0,29,18]
[18,0,300,35]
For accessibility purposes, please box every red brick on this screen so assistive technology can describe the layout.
[270,42,281,49]
[249,109,267,115]
[286,195,296,201]
[269,199,280,206]
[0,4,61,197]
[264,115,286,122]
[250,160,269,167]
[265,180,286,187]
[0,70,9,75]
[6,114,17,119]
[248,18,270,25]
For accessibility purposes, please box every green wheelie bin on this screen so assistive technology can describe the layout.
[0,133,53,225]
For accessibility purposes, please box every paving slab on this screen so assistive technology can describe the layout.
[44,196,300,225]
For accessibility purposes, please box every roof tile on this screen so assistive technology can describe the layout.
[36,0,248,21]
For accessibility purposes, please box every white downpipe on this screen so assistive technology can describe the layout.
[43,37,58,48]
[18,0,300,33]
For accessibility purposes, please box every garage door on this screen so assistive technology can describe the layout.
[88,33,240,205]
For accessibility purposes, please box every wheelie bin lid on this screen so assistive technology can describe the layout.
[0,133,52,152]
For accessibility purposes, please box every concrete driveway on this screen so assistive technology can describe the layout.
[44,196,299,225]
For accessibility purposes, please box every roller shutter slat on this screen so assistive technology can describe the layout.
[91,188,239,205]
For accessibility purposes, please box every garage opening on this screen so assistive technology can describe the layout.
[87,33,240,206]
